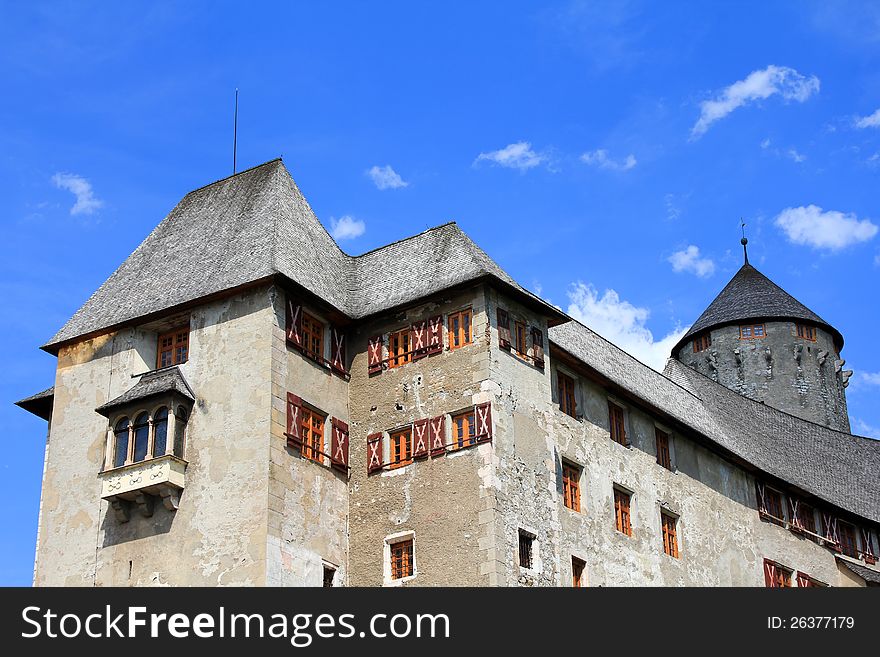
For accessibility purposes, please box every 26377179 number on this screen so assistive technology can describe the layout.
[768,616,855,629]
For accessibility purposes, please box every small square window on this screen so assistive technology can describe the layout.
[518,530,535,569]
[157,325,189,368]
[796,323,817,342]
[692,333,711,352]
[390,539,414,580]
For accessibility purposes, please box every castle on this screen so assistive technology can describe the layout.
[17,159,880,587]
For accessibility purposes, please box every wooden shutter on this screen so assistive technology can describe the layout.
[286,393,303,449]
[822,513,840,550]
[330,327,347,374]
[795,572,811,588]
[861,528,876,563]
[286,298,303,348]
[368,335,384,375]
[475,402,493,443]
[497,308,511,350]
[367,432,383,473]
[429,415,446,456]
[330,419,349,472]
[411,320,428,360]
[427,315,443,355]
[787,496,803,531]
[413,418,429,459]
[755,481,768,515]
[531,327,545,368]
[763,559,778,588]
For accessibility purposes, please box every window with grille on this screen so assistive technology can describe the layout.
[388,328,412,369]
[390,428,412,468]
[572,556,586,587]
[740,323,766,339]
[795,323,817,341]
[558,372,577,418]
[157,326,189,368]
[609,402,627,446]
[301,312,324,360]
[661,512,679,558]
[301,407,325,463]
[448,309,472,351]
[839,521,859,558]
[562,463,581,512]
[692,333,711,352]
[390,539,414,580]
[518,530,534,569]
[451,410,476,451]
[655,428,672,470]
[614,488,632,536]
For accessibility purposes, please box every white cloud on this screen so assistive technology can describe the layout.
[691,65,820,138]
[366,165,409,190]
[329,215,366,241]
[51,172,103,215]
[774,205,878,251]
[760,138,772,149]
[580,149,637,171]
[859,371,880,386]
[668,245,716,278]
[566,282,688,371]
[787,148,806,163]
[474,142,545,171]
[854,108,880,128]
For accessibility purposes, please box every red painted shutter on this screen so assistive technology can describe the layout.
[412,320,428,360]
[787,496,802,531]
[795,572,810,588]
[367,432,383,473]
[330,419,349,471]
[429,415,446,456]
[497,308,511,350]
[286,393,303,449]
[368,335,384,375]
[755,481,768,515]
[861,528,876,562]
[330,327,347,374]
[475,402,493,443]
[531,327,545,368]
[413,418,429,459]
[427,315,443,355]
[822,513,840,550]
[763,559,777,588]
[286,298,303,348]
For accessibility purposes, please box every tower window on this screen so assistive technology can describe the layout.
[571,556,586,587]
[451,410,476,451]
[838,521,858,558]
[613,488,632,536]
[301,313,324,360]
[655,428,672,470]
[661,512,679,558]
[692,333,711,352]
[390,539,414,580]
[558,372,577,418]
[518,530,535,569]
[739,323,766,339]
[608,402,627,446]
[562,462,581,512]
[447,308,473,350]
[157,326,189,368]
[388,328,412,369]
[300,407,325,463]
[795,323,817,342]
[390,428,412,468]
[514,321,527,356]
[763,559,792,588]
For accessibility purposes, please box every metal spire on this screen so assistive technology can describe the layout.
[740,218,749,265]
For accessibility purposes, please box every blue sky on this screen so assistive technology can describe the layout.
[2,2,880,585]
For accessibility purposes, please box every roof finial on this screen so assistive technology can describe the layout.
[740,218,749,265]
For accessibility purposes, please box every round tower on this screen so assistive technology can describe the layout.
[672,239,852,432]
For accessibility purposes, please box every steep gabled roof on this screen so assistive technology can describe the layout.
[43,159,562,352]
[673,263,843,353]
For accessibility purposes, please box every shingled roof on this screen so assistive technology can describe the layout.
[43,159,562,352]
[673,262,843,354]
[549,320,880,525]
[95,366,195,416]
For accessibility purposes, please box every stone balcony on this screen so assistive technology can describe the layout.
[99,454,187,522]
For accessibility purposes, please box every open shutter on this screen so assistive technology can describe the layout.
[330,327,347,374]
[413,418,429,459]
[795,572,810,588]
[429,415,446,456]
[367,432,384,474]
[330,419,349,472]
[755,481,768,515]
[286,298,303,349]
[286,393,303,449]
[475,402,493,444]
[861,528,876,563]
[822,513,840,550]
[411,320,428,360]
[427,315,443,355]
[368,335,384,375]
[787,496,803,532]
[763,559,778,588]
[531,327,545,369]
[497,308,511,350]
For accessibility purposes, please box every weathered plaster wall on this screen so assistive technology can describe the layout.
[676,322,850,432]
[35,287,274,586]
[347,284,492,586]
[266,287,349,586]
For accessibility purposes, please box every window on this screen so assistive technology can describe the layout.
[763,559,792,588]
[514,321,527,356]
[174,406,188,457]
[762,487,784,525]
[301,313,324,359]
[558,372,577,419]
[132,412,150,462]
[110,406,185,469]
[739,323,766,339]
[390,428,412,468]
[693,333,711,352]
[113,418,130,468]
[572,557,586,587]
[655,428,672,470]
[661,512,679,558]
[839,521,858,558]
[451,410,476,451]
[388,328,412,369]
[518,530,534,569]
[448,309,472,350]
[795,323,817,342]
[791,500,816,535]
[322,565,336,588]
[562,463,581,512]
[301,407,325,463]
[614,488,632,536]
[390,539,414,580]
[608,402,627,446]
[153,407,168,456]
[796,572,827,588]
[157,326,189,368]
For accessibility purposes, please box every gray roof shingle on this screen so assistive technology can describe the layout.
[674,263,843,353]
[15,386,55,421]
[839,559,880,584]
[95,367,195,416]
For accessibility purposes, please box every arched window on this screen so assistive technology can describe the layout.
[114,418,130,468]
[133,412,150,463]
[174,406,188,457]
[153,407,168,458]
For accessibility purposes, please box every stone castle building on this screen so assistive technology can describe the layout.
[17,159,880,587]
